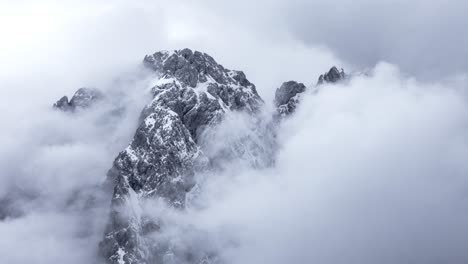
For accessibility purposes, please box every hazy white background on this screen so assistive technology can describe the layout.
[1,0,468,263]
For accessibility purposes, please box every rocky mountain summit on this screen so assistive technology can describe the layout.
[53,49,346,264]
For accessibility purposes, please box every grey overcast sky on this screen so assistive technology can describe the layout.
[283,0,468,79]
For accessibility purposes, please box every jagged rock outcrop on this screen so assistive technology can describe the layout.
[100,49,264,264]
[274,81,306,116]
[317,66,346,85]
[53,87,104,111]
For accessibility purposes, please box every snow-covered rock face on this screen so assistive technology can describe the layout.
[100,49,265,264]
[53,87,104,111]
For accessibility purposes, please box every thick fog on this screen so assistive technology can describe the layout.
[1,0,468,263]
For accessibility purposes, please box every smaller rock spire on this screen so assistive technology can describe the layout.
[317,66,346,85]
[53,87,104,111]
[274,81,306,116]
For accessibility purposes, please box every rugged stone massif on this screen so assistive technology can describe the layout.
[53,49,346,264]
